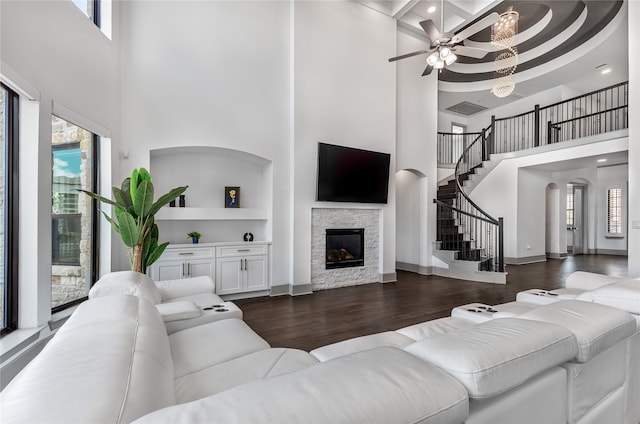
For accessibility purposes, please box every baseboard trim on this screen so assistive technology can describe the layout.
[546,252,568,259]
[396,262,432,275]
[291,284,313,296]
[269,284,290,297]
[587,249,628,256]
[504,255,547,265]
[380,272,397,283]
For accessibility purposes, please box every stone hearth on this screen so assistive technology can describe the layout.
[311,208,379,290]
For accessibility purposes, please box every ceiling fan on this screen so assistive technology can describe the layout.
[389,3,500,76]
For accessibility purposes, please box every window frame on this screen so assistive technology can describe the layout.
[606,186,623,236]
[51,125,99,314]
[566,188,574,228]
[2,83,19,335]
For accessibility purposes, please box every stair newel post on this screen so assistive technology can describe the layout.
[489,115,496,158]
[481,128,487,162]
[534,104,540,147]
[498,217,504,273]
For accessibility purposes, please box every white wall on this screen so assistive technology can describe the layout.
[395,28,438,270]
[119,1,292,285]
[1,0,121,327]
[629,0,640,277]
[545,183,561,255]
[292,1,397,286]
[395,170,420,265]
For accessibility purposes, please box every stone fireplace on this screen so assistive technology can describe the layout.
[311,208,379,290]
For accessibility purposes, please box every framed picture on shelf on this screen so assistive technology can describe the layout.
[224,186,240,208]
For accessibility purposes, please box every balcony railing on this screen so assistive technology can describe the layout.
[438,81,629,166]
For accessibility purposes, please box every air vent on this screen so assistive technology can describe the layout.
[446,101,487,116]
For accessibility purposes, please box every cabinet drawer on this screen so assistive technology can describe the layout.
[162,247,214,259]
[216,244,268,257]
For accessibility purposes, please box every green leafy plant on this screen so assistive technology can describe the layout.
[80,168,188,273]
[186,231,201,239]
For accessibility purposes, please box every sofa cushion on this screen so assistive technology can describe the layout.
[0,295,175,424]
[404,317,578,399]
[175,348,318,403]
[575,279,640,315]
[134,347,470,424]
[89,270,162,305]
[155,275,216,302]
[396,317,474,340]
[169,318,270,378]
[516,300,637,362]
[310,331,414,361]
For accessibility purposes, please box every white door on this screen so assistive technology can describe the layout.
[187,258,214,279]
[152,260,184,281]
[245,255,269,292]
[216,257,243,295]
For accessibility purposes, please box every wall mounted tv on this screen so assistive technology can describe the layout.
[316,142,391,204]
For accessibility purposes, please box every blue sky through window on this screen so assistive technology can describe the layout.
[71,0,90,18]
[53,147,81,179]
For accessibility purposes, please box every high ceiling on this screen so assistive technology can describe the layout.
[357,0,629,115]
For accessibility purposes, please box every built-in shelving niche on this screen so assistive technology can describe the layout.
[150,146,272,245]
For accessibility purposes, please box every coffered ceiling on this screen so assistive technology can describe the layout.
[357,0,629,114]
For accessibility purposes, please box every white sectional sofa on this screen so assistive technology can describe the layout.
[1,271,638,423]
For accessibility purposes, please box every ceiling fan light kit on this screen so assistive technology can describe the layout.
[388,0,499,76]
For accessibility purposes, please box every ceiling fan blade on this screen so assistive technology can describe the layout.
[419,19,441,44]
[450,12,500,44]
[422,65,434,76]
[388,49,431,62]
[453,45,490,59]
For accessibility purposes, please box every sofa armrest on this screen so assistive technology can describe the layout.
[155,276,215,302]
[155,301,202,322]
[565,271,625,290]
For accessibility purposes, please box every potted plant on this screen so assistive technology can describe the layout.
[187,231,201,244]
[80,167,188,273]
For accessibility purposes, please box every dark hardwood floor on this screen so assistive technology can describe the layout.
[235,254,628,352]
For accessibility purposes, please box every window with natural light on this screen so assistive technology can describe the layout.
[607,187,622,235]
[1,83,18,334]
[51,116,98,310]
[71,0,100,26]
[566,188,574,227]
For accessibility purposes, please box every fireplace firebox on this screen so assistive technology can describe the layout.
[326,228,364,269]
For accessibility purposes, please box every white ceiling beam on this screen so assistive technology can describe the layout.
[392,0,421,19]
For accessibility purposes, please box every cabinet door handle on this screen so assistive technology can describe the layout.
[244,258,247,270]
[240,260,243,271]
[187,263,191,276]
[237,249,251,253]
[179,252,194,255]
[182,263,185,277]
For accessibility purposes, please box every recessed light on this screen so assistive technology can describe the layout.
[427,6,436,13]
[597,158,607,163]
[601,68,612,75]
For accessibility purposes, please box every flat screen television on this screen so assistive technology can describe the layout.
[316,142,391,204]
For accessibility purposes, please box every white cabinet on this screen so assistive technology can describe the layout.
[149,246,215,281]
[215,245,269,295]
[150,242,271,298]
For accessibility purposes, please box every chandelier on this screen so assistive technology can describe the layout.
[491,11,519,98]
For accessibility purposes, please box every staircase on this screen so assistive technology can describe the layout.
[436,170,494,272]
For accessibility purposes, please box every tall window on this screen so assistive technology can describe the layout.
[566,186,574,227]
[51,116,98,311]
[71,0,100,27]
[1,83,19,334]
[607,187,622,235]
